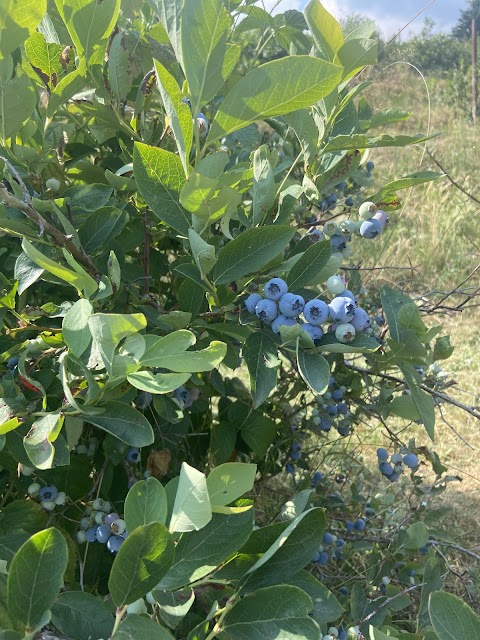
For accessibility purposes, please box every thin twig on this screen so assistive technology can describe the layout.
[426,148,480,206]
[359,583,425,625]
[0,186,100,278]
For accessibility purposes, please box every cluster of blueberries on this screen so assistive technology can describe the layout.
[76,497,127,553]
[308,197,389,261]
[244,275,373,346]
[311,379,352,437]
[27,482,67,511]
[376,448,420,482]
[312,530,347,566]
[135,385,200,412]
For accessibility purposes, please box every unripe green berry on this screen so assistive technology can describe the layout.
[27,482,41,497]
[126,598,147,615]
[45,178,61,192]
[359,201,376,220]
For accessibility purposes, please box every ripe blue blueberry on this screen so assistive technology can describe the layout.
[317,551,329,565]
[126,447,140,463]
[96,524,112,543]
[278,293,305,317]
[407,569,417,577]
[339,587,349,596]
[326,404,338,417]
[255,298,278,322]
[391,453,403,465]
[302,323,323,343]
[104,512,120,526]
[304,299,329,325]
[174,386,192,408]
[327,193,338,206]
[323,532,335,545]
[271,314,297,334]
[354,518,366,531]
[376,447,389,461]
[403,453,419,469]
[329,297,356,323]
[285,462,295,474]
[319,199,329,211]
[107,535,124,553]
[366,160,375,171]
[320,417,332,431]
[342,290,357,305]
[6,357,19,370]
[85,526,97,543]
[308,228,324,243]
[339,632,347,640]
[337,402,348,415]
[290,450,302,461]
[351,308,370,331]
[345,520,354,532]
[244,293,262,313]
[291,441,301,452]
[332,389,344,401]
[365,507,375,517]
[337,538,346,548]
[389,471,401,483]
[345,196,354,207]
[312,471,324,485]
[360,219,383,239]
[420,545,429,554]
[331,234,348,252]
[338,181,347,191]
[135,391,153,409]
[264,277,288,301]
[39,485,58,501]
[379,462,394,476]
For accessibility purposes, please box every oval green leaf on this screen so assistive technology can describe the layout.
[124,477,168,534]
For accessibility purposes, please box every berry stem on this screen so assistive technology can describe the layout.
[110,605,127,638]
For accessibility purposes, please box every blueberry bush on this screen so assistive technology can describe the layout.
[0,1,479,639]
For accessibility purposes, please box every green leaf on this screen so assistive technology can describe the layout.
[0,72,36,142]
[82,401,154,448]
[153,587,195,629]
[207,56,343,143]
[297,347,330,395]
[139,333,226,373]
[398,521,429,550]
[214,226,295,284]
[286,240,331,290]
[305,0,344,60]
[51,591,114,640]
[336,38,377,80]
[14,253,44,296]
[62,299,93,358]
[180,0,232,114]
[324,133,436,152]
[399,364,435,440]
[0,0,47,58]
[156,509,253,590]
[429,591,480,640]
[252,145,276,225]
[47,62,87,117]
[21,239,97,298]
[283,110,319,167]
[244,332,279,409]
[206,463,256,507]
[88,312,147,373]
[0,534,29,567]
[124,477,168,534]
[7,527,68,631]
[78,207,127,253]
[419,558,443,629]
[288,571,343,624]
[169,462,212,533]
[113,613,174,639]
[23,411,63,470]
[134,143,191,235]
[241,413,277,458]
[242,508,326,591]
[188,228,217,277]
[148,0,183,66]
[219,584,319,640]
[24,31,63,85]
[388,395,421,422]
[154,59,193,175]
[0,500,47,535]
[54,0,120,64]
[109,522,174,607]
[373,171,443,202]
[108,32,134,102]
[127,371,191,394]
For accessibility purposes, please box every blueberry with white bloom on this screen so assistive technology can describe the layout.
[302,323,323,343]
[342,290,357,305]
[329,297,355,322]
[377,447,389,461]
[331,234,348,252]
[379,462,394,476]
[264,278,288,301]
[197,112,209,138]
[279,293,305,317]
[351,307,370,331]
[244,293,262,314]
[391,453,403,465]
[372,210,389,226]
[360,219,383,239]
[304,299,329,325]
[255,298,278,322]
[271,314,297,334]
[309,228,325,243]
[323,221,339,236]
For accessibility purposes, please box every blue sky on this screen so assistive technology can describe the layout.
[265,0,468,36]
